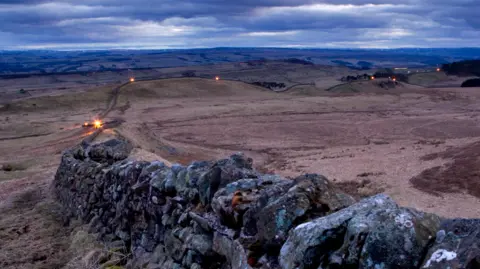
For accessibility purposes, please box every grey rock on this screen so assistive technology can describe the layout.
[235,174,354,251]
[88,139,133,163]
[291,173,356,212]
[140,161,166,183]
[421,219,480,269]
[164,170,177,193]
[150,245,168,265]
[280,195,394,268]
[185,188,199,203]
[280,194,440,269]
[358,207,440,269]
[178,212,190,227]
[115,229,131,242]
[174,167,188,194]
[189,212,213,232]
[150,165,171,192]
[162,214,172,227]
[88,214,101,233]
[186,234,213,256]
[178,227,193,242]
[213,232,252,269]
[165,231,186,262]
[186,161,212,186]
[183,250,196,268]
[190,263,202,269]
[162,259,185,269]
[198,153,258,206]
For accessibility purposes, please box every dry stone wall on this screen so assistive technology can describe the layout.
[54,139,480,269]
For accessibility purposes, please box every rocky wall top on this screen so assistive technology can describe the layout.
[53,139,480,269]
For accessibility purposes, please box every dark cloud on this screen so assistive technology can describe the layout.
[0,0,478,49]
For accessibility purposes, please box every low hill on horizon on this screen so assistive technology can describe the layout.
[1,47,479,75]
[442,59,480,77]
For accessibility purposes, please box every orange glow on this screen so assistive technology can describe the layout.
[436,68,441,72]
[371,76,375,80]
[87,131,94,136]
[82,131,95,137]
[83,122,89,126]
[215,76,220,81]
[392,78,397,82]
[130,77,135,82]
[94,120,102,129]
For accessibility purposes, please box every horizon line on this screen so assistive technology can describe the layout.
[2,46,480,52]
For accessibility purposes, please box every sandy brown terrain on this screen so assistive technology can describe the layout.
[112,78,480,219]
[1,73,480,268]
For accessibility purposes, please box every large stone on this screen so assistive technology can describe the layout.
[190,263,202,269]
[280,195,391,269]
[149,165,173,192]
[149,245,168,265]
[240,174,355,251]
[185,234,213,256]
[197,153,258,206]
[88,139,133,163]
[280,194,441,269]
[358,207,440,269]
[165,231,186,262]
[213,232,252,269]
[421,219,480,269]
[211,175,291,229]
[291,174,356,212]
[186,161,211,187]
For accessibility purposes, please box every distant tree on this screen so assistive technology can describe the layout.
[461,78,480,87]
[251,82,286,89]
[394,74,409,83]
[442,60,480,76]
[373,72,390,78]
[374,68,395,78]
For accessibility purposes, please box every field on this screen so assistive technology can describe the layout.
[408,71,478,88]
[3,48,480,75]
[0,61,354,104]
[1,64,480,268]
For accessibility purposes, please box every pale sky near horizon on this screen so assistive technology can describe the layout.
[0,0,479,49]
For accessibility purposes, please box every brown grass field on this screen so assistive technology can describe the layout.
[1,71,480,268]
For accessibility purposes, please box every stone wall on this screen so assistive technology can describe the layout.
[53,139,480,269]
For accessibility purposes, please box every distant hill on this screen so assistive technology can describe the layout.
[331,60,373,70]
[284,58,313,65]
[461,78,480,87]
[1,48,480,75]
[442,60,480,76]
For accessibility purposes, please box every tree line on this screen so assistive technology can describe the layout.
[442,60,480,76]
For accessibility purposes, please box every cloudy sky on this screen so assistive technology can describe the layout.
[0,0,479,50]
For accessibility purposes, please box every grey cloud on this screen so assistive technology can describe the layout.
[0,0,478,49]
